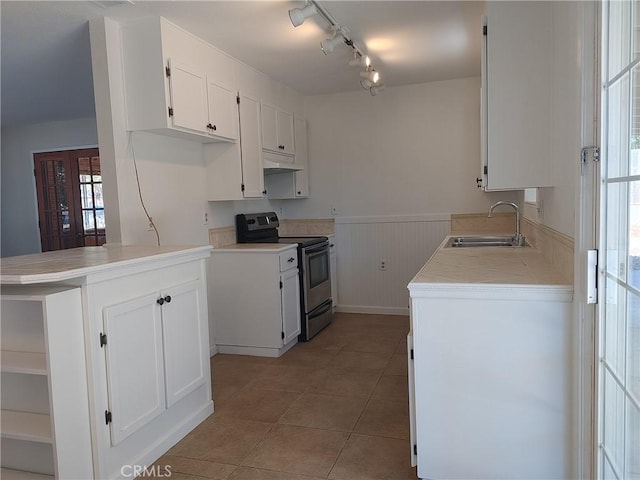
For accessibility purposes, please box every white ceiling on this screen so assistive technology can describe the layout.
[0,0,484,127]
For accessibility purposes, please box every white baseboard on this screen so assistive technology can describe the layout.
[335,305,410,316]
[209,344,218,357]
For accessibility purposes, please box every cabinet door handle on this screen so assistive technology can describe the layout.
[212,125,217,131]
[287,257,295,263]
[206,123,212,130]
[164,295,172,303]
[262,190,267,195]
[157,297,165,305]
[279,145,284,150]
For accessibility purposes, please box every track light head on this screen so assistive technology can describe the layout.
[289,3,317,27]
[370,84,386,96]
[360,70,380,84]
[321,34,344,55]
[349,55,371,68]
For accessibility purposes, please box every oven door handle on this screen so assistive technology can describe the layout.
[303,242,329,256]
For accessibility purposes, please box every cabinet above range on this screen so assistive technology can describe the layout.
[121,17,238,143]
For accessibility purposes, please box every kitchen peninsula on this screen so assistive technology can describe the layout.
[0,245,212,479]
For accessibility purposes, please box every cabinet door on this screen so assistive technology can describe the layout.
[484,1,553,190]
[103,293,165,446]
[294,116,309,197]
[206,81,238,141]
[281,268,301,345]
[260,103,279,152]
[167,59,208,134]
[161,280,206,408]
[277,109,295,155]
[239,94,265,198]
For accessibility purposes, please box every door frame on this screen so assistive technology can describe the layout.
[574,2,600,479]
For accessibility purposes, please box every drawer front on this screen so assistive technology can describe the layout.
[279,250,298,271]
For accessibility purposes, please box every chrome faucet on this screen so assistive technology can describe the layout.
[488,201,525,246]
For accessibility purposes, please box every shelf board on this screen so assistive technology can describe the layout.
[1,410,52,444]
[0,468,53,480]
[1,351,47,375]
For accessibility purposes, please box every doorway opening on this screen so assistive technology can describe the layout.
[33,148,106,252]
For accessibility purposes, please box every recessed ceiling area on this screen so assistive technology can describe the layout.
[0,1,484,127]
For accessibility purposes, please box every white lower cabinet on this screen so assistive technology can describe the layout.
[0,286,93,479]
[211,246,300,357]
[102,279,206,446]
[0,247,212,480]
[87,261,211,479]
[408,284,573,479]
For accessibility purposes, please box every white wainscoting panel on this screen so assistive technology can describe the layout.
[335,215,451,315]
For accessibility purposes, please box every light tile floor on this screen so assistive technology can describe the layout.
[152,313,418,480]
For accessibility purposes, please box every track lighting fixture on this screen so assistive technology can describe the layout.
[288,0,385,94]
[349,54,371,68]
[288,3,318,28]
[321,34,344,55]
[360,70,380,84]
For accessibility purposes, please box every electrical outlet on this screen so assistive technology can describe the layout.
[203,212,209,225]
[331,205,338,216]
[379,259,387,271]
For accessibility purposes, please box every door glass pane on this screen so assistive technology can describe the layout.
[80,184,94,208]
[630,180,640,290]
[605,277,627,376]
[628,290,640,401]
[608,74,630,179]
[627,401,640,479]
[82,210,95,231]
[94,183,104,209]
[607,182,629,280]
[96,209,105,229]
[604,369,626,473]
[608,0,631,80]
[632,66,640,176]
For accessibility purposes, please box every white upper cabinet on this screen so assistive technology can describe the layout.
[122,17,238,143]
[238,93,266,198]
[265,115,309,199]
[167,59,209,135]
[261,102,295,156]
[206,81,238,141]
[481,1,553,190]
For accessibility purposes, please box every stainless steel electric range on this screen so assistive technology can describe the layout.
[236,212,333,341]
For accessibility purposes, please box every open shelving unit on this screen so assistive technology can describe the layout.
[0,285,93,478]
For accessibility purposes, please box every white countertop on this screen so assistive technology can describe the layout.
[0,245,212,284]
[410,236,572,289]
[212,243,298,253]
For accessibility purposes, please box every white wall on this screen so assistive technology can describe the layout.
[282,78,518,312]
[286,77,517,220]
[0,118,98,257]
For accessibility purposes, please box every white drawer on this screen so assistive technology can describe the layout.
[279,249,298,271]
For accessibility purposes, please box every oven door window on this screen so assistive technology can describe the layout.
[307,251,329,288]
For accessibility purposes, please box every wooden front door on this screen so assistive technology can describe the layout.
[34,148,106,252]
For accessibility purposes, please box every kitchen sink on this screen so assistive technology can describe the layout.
[446,235,527,248]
